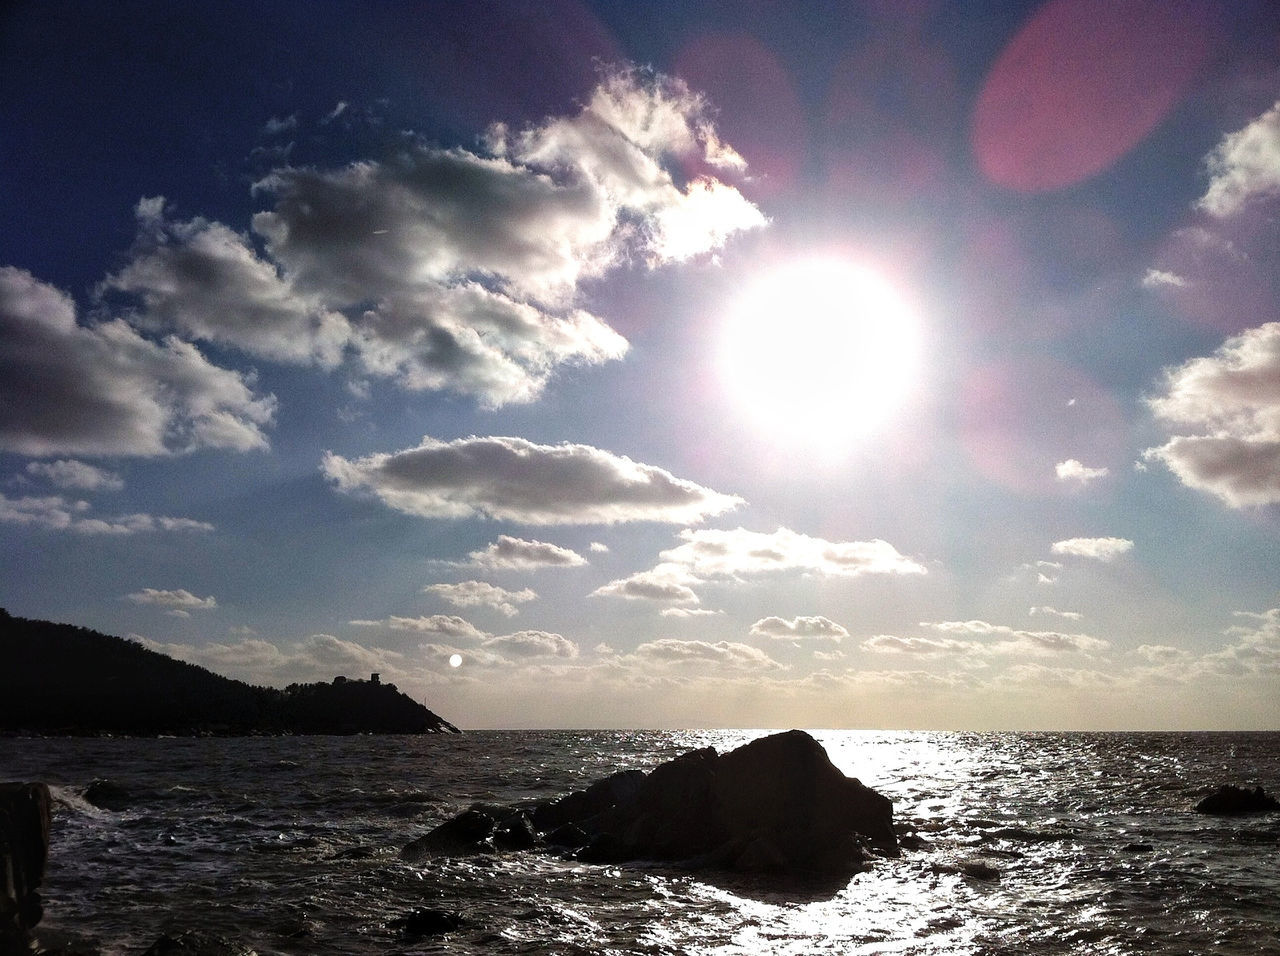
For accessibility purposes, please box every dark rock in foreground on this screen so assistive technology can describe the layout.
[404,730,896,878]
[0,782,51,952]
[1195,784,1280,815]
[388,907,464,939]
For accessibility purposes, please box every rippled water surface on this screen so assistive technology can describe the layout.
[3,731,1279,954]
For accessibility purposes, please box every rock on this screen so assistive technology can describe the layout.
[1195,784,1280,815]
[531,769,645,832]
[492,812,536,851]
[401,808,495,861]
[0,782,51,950]
[388,907,463,939]
[140,930,256,955]
[550,729,896,877]
[83,779,131,811]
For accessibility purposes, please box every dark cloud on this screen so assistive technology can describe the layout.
[0,267,275,457]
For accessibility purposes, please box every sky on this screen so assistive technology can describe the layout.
[2,0,1279,730]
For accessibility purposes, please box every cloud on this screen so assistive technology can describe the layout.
[350,614,488,643]
[323,435,742,525]
[103,69,763,408]
[0,493,212,534]
[1030,606,1083,621]
[592,566,701,606]
[464,534,587,570]
[1050,536,1134,561]
[1198,608,1280,677]
[1198,101,1280,217]
[25,459,123,491]
[863,634,979,655]
[659,527,927,579]
[0,267,276,457]
[1145,322,1280,507]
[660,606,723,618]
[481,630,578,659]
[1055,459,1109,484]
[424,580,537,617]
[749,615,849,643]
[589,541,610,553]
[629,638,783,672]
[1141,268,1187,289]
[921,620,1110,655]
[125,588,217,617]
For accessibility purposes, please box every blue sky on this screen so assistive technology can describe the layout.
[2,0,1279,729]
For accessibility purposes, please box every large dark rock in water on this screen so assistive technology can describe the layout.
[0,782,51,950]
[404,730,896,879]
[576,730,896,875]
[1195,784,1280,815]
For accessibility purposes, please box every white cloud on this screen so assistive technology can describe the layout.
[592,566,701,606]
[0,493,212,534]
[1050,536,1134,561]
[125,588,217,615]
[0,267,276,457]
[481,630,578,659]
[25,459,124,491]
[1030,606,1083,621]
[103,70,762,409]
[660,606,723,618]
[323,435,742,525]
[1141,268,1188,289]
[424,580,536,617]
[749,615,849,643]
[350,614,488,643]
[589,541,610,553]
[464,534,587,570]
[1198,101,1280,217]
[1054,459,1109,484]
[1145,322,1280,507]
[1199,608,1280,676]
[659,526,927,579]
[629,638,783,672]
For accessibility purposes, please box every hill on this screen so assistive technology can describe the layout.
[0,609,458,736]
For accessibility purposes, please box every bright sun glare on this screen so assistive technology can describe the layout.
[719,257,923,450]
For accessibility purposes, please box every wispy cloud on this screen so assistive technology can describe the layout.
[1,493,212,535]
[25,459,124,492]
[125,588,217,618]
[1055,459,1109,485]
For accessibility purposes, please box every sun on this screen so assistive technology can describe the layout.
[718,257,922,450]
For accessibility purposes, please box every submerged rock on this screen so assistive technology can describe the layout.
[388,907,464,939]
[84,779,132,811]
[1195,784,1280,815]
[0,781,51,951]
[404,730,897,879]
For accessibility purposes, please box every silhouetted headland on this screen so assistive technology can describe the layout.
[0,609,458,736]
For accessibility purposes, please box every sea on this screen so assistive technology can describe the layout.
[2,730,1278,955]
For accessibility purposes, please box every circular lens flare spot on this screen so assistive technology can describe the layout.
[448,654,463,668]
[719,257,922,449]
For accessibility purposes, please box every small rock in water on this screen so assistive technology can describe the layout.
[959,858,1002,881]
[388,907,464,939]
[1194,784,1280,815]
[83,779,131,812]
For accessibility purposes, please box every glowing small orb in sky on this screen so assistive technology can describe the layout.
[719,257,923,449]
[448,654,463,668]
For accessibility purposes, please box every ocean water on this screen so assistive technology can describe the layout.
[2,730,1278,955]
